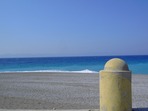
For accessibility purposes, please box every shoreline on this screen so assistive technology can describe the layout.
[0,71,98,74]
[0,69,99,74]
[0,72,147,109]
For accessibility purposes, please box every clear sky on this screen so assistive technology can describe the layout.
[0,0,148,57]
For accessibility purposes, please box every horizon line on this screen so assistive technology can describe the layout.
[0,54,148,59]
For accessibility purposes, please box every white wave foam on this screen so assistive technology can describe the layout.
[0,69,98,73]
[71,69,98,73]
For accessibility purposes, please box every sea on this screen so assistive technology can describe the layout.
[0,55,148,74]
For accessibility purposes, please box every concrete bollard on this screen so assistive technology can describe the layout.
[99,58,132,111]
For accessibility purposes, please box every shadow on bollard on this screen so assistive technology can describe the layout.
[133,108,148,111]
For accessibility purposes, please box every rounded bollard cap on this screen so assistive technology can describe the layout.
[104,58,129,71]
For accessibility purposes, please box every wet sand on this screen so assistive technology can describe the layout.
[0,72,147,109]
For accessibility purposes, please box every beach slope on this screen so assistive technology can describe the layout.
[0,72,147,109]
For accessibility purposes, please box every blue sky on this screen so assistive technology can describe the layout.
[0,0,148,57]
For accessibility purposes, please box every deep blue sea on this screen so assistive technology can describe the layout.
[0,55,148,74]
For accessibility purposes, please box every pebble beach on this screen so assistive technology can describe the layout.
[0,72,147,110]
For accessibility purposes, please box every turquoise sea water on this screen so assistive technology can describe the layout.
[0,55,148,74]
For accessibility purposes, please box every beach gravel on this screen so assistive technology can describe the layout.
[0,72,147,110]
